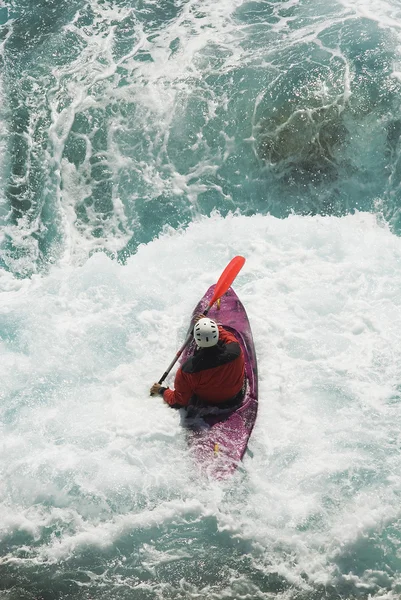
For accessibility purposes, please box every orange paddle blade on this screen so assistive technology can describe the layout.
[208,255,246,308]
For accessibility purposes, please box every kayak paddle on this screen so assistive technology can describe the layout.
[158,255,246,384]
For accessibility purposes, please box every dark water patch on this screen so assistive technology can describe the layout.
[333,518,401,585]
[234,1,278,26]
[252,17,401,221]
[385,119,401,159]
[0,560,394,600]
[5,0,82,57]
[0,510,399,599]
[258,105,349,183]
[117,194,193,263]
[0,515,263,599]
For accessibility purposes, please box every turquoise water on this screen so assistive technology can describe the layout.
[1,0,401,598]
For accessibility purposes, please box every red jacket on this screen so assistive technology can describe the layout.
[163,326,244,407]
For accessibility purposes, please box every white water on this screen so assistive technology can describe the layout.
[1,212,401,596]
[0,13,10,224]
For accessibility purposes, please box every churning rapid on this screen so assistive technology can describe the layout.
[1,0,401,598]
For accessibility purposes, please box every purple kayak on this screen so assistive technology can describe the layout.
[181,285,258,479]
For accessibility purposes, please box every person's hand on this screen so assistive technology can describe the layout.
[194,313,206,323]
[150,383,162,396]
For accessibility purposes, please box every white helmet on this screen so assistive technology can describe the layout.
[194,318,219,348]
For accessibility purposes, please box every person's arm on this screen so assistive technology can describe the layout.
[162,367,194,407]
[217,325,239,346]
[150,368,194,407]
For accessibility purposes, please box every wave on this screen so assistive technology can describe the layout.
[0,212,401,598]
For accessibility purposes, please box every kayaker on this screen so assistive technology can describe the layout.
[150,315,245,409]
